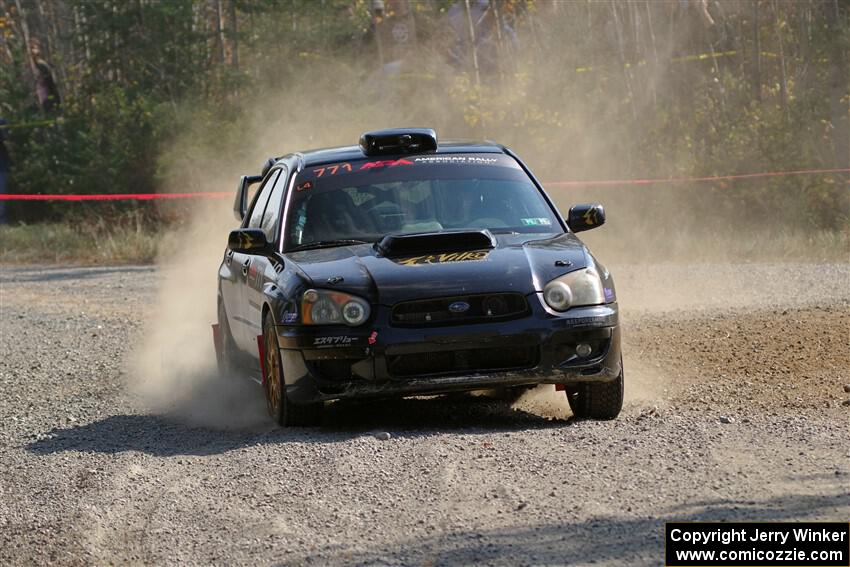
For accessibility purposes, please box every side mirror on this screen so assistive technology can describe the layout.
[567,204,606,233]
[233,174,263,222]
[228,228,269,254]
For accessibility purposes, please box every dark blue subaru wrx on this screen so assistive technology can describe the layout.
[215,128,623,426]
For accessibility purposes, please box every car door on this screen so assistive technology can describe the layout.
[232,169,281,352]
[243,167,290,346]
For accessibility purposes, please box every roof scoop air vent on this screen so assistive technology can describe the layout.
[360,128,437,156]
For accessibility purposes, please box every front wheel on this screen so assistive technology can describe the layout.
[564,361,624,420]
[262,314,323,427]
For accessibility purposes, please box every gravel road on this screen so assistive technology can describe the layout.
[1,262,848,566]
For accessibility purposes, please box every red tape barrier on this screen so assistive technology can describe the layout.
[0,167,847,201]
[0,191,230,201]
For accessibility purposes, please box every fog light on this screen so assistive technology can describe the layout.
[576,343,592,357]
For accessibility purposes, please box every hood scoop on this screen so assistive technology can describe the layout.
[375,229,496,258]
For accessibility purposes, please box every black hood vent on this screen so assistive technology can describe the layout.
[375,230,496,258]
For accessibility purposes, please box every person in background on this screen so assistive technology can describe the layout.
[0,118,9,224]
[30,40,61,112]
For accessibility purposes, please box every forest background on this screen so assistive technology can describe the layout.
[0,0,847,263]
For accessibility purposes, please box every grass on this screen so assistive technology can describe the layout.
[0,219,847,266]
[0,218,160,265]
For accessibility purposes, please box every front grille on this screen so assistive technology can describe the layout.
[391,292,529,327]
[387,345,538,377]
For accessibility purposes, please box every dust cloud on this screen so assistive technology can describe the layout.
[130,200,268,429]
[512,386,571,420]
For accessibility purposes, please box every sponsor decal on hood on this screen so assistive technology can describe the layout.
[394,250,490,266]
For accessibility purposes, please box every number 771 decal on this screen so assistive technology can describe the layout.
[313,163,353,177]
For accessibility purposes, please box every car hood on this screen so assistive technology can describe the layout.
[286,232,592,305]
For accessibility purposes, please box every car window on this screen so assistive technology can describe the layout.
[284,154,561,250]
[260,168,288,243]
[247,170,280,229]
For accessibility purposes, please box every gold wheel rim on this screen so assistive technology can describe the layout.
[265,328,281,416]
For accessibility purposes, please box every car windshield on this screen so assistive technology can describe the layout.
[284,153,561,251]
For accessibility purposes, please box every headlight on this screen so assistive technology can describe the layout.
[301,289,371,326]
[542,268,604,312]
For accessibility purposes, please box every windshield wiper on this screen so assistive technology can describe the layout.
[288,239,370,252]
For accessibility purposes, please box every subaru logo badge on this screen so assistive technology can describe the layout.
[448,301,470,313]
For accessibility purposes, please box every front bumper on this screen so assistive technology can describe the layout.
[277,298,622,404]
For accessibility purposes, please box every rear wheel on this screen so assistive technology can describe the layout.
[564,361,624,420]
[262,314,323,427]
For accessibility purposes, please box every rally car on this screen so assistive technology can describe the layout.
[214,128,623,426]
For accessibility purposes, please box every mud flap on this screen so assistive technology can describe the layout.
[555,384,566,391]
[212,324,223,363]
[257,335,267,386]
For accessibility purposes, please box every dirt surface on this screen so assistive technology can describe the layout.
[1,263,849,566]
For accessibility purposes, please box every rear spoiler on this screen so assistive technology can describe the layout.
[233,156,284,222]
[233,174,262,222]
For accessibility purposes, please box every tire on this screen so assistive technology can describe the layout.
[262,314,323,427]
[217,301,239,376]
[564,360,624,420]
